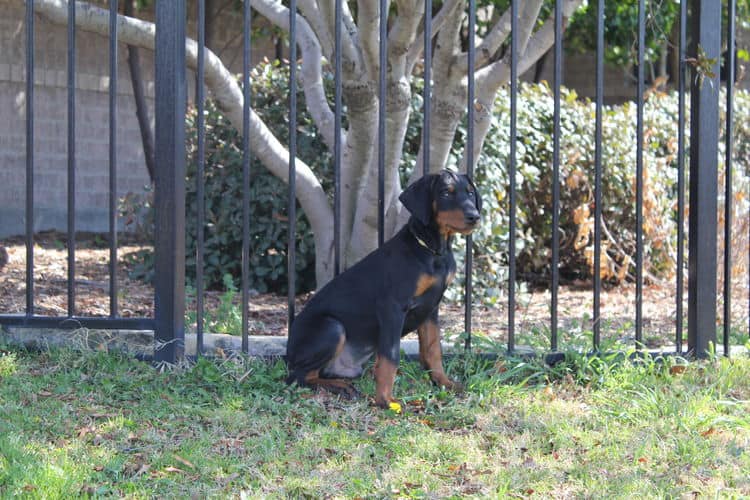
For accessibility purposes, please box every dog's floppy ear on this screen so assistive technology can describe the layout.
[465,174,482,212]
[399,174,437,226]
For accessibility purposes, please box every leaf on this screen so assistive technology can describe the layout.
[173,455,195,469]
[701,427,716,437]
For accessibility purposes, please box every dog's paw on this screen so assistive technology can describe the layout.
[375,396,402,410]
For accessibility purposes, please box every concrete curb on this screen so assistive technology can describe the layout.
[4,326,742,360]
[0,327,448,359]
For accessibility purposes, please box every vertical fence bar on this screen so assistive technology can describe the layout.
[335,0,344,263]
[25,0,34,316]
[508,0,518,353]
[196,0,206,355]
[242,0,251,353]
[464,0,476,351]
[635,0,645,348]
[109,0,118,318]
[377,0,386,248]
[551,0,562,351]
[676,0,687,354]
[67,0,76,317]
[688,0,720,358]
[723,0,736,356]
[423,0,431,176]
[593,0,604,350]
[153,0,187,363]
[288,0,298,328]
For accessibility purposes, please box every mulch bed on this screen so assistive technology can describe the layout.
[1,231,746,348]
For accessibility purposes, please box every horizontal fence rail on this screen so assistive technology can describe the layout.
[0,0,744,364]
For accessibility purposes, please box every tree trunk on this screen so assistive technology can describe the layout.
[123,0,155,183]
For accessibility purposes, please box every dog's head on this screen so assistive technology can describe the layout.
[399,170,482,235]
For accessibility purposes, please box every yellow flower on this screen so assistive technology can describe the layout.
[388,402,402,414]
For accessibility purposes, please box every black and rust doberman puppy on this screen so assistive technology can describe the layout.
[286,170,482,408]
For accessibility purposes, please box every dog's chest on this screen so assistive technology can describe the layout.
[401,253,455,333]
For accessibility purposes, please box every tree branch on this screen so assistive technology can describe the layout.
[33,0,336,283]
[316,0,359,73]
[405,0,461,74]
[250,0,337,152]
[476,0,583,95]
[462,0,583,177]
[357,0,385,80]
[387,0,422,79]
[473,6,511,69]
[298,0,334,60]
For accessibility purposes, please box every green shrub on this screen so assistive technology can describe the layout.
[126,62,330,293]
[183,73,329,293]
[127,61,750,302]
[442,83,750,305]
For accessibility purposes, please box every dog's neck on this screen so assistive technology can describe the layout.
[407,216,451,256]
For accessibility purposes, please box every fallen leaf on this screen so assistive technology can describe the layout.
[173,455,195,469]
[669,365,687,375]
[164,466,185,474]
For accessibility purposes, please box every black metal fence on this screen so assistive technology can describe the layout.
[0,0,743,363]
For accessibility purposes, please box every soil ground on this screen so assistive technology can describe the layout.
[1,232,747,350]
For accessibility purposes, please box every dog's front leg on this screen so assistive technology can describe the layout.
[417,308,463,391]
[374,301,405,409]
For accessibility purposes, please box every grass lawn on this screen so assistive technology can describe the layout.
[0,343,749,498]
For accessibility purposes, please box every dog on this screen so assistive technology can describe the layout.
[285,170,482,408]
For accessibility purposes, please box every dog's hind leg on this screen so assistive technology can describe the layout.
[285,316,358,397]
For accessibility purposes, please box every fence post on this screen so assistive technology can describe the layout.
[687,0,721,358]
[153,0,187,363]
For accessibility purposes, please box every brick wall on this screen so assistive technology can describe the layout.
[0,0,154,238]
[0,0,275,238]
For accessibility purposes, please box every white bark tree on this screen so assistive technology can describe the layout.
[33,0,584,287]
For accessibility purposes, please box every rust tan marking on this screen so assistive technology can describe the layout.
[321,331,347,370]
[415,273,438,296]
[303,332,358,398]
[304,369,321,384]
[374,355,398,408]
[417,320,462,391]
[436,209,470,237]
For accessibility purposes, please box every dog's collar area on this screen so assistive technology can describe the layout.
[408,222,446,256]
[412,230,437,254]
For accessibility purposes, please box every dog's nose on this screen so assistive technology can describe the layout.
[465,212,480,225]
